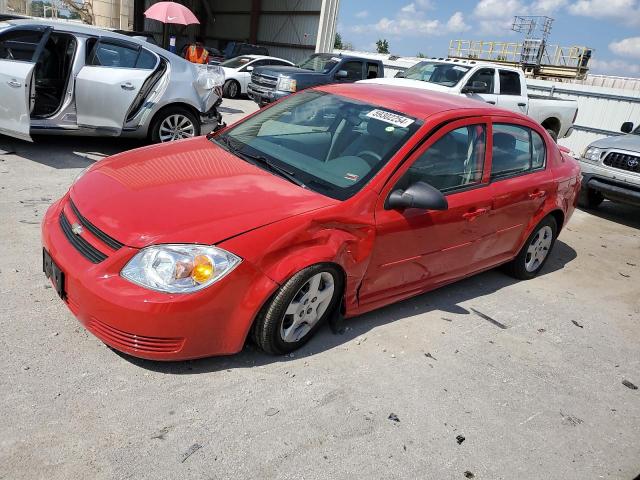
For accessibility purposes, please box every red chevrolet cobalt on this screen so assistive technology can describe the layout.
[42,84,580,360]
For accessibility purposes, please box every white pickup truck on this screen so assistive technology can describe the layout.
[361,59,578,141]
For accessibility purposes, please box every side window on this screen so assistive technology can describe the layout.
[271,60,291,66]
[491,124,546,179]
[366,62,379,79]
[135,49,157,69]
[399,125,486,193]
[339,61,363,81]
[465,68,495,93]
[499,70,521,95]
[0,29,43,61]
[89,41,139,68]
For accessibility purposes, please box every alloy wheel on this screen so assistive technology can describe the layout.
[158,114,196,142]
[525,225,553,272]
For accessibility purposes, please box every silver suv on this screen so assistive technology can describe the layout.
[578,121,640,208]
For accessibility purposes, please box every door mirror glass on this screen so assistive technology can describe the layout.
[621,121,634,134]
[335,69,348,79]
[388,182,448,211]
[462,81,488,94]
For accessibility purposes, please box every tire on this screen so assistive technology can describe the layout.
[150,106,200,143]
[578,187,604,209]
[223,80,240,99]
[505,216,558,280]
[546,128,558,142]
[251,264,344,355]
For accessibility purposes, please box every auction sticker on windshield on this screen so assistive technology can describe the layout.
[366,109,415,128]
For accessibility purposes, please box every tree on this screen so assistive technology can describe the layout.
[376,39,389,54]
[58,0,94,24]
[417,52,426,58]
[334,32,343,50]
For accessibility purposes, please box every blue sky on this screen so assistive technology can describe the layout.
[336,0,640,77]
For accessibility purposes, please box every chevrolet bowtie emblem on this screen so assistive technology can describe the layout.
[71,223,84,235]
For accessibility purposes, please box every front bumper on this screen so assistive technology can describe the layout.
[41,195,278,360]
[579,160,640,207]
[246,84,291,105]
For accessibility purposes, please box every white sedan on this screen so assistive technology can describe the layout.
[220,55,293,98]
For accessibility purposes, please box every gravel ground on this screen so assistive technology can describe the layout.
[1,98,639,480]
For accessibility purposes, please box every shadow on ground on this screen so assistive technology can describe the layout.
[579,200,640,230]
[0,134,146,169]
[119,240,577,374]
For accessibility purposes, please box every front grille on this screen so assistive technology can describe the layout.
[69,200,123,250]
[603,152,640,174]
[59,212,107,263]
[251,73,277,90]
[88,317,185,354]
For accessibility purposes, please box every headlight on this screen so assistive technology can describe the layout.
[276,76,297,92]
[582,146,604,163]
[121,244,241,293]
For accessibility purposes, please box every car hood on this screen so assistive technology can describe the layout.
[358,77,452,93]
[590,133,640,152]
[256,66,325,77]
[70,137,336,249]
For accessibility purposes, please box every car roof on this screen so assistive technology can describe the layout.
[415,57,521,72]
[316,83,532,122]
[0,18,191,63]
[243,54,291,62]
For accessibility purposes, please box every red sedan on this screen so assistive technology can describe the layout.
[41,84,581,360]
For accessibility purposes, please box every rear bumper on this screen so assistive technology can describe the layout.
[41,195,278,360]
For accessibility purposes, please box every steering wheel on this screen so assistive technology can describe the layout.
[357,150,383,165]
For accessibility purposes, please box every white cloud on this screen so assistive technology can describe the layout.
[355,10,369,19]
[531,0,568,13]
[588,58,640,76]
[447,12,471,33]
[609,37,640,58]
[401,3,417,14]
[568,0,640,25]
[474,0,526,19]
[350,4,469,38]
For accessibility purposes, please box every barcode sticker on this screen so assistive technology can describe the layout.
[366,109,414,128]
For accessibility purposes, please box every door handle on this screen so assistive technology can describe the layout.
[518,102,527,107]
[486,101,496,105]
[120,82,135,90]
[528,190,546,199]
[7,79,22,88]
[462,208,490,221]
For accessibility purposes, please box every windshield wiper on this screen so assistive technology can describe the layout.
[216,135,306,189]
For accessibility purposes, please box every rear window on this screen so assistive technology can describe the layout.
[499,70,522,95]
[491,124,546,179]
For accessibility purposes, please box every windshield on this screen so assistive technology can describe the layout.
[297,54,339,73]
[221,56,253,69]
[214,90,421,200]
[399,61,471,86]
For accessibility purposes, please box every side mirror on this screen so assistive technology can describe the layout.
[394,71,405,78]
[387,182,448,211]
[335,70,348,79]
[462,81,488,94]
[621,121,634,134]
[246,65,254,72]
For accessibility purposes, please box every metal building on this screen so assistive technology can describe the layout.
[134,0,340,63]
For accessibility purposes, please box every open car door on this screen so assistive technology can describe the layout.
[0,25,52,141]
[75,37,158,135]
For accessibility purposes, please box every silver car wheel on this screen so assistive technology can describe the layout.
[525,225,553,272]
[228,81,238,98]
[158,114,196,142]
[280,272,335,343]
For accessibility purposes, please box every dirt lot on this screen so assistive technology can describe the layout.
[1,99,639,480]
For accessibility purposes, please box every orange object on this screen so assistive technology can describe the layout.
[185,45,209,64]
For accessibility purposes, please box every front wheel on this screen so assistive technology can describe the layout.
[505,216,558,280]
[251,264,343,355]
[223,80,240,99]
[150,107,200,143]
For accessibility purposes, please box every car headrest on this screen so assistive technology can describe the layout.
[493,132,516,151]
[445,69,460,82]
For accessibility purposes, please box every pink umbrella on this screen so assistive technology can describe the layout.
[144,1,200,25]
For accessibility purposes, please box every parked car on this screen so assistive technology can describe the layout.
[208,41,270,65]
[42,84,580,360]
[220,55,294,98]
[112,29,158,45]
[247,53,384,106]
[578,121,640,208]
[0,19,225,143]
[364,59,578,141]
